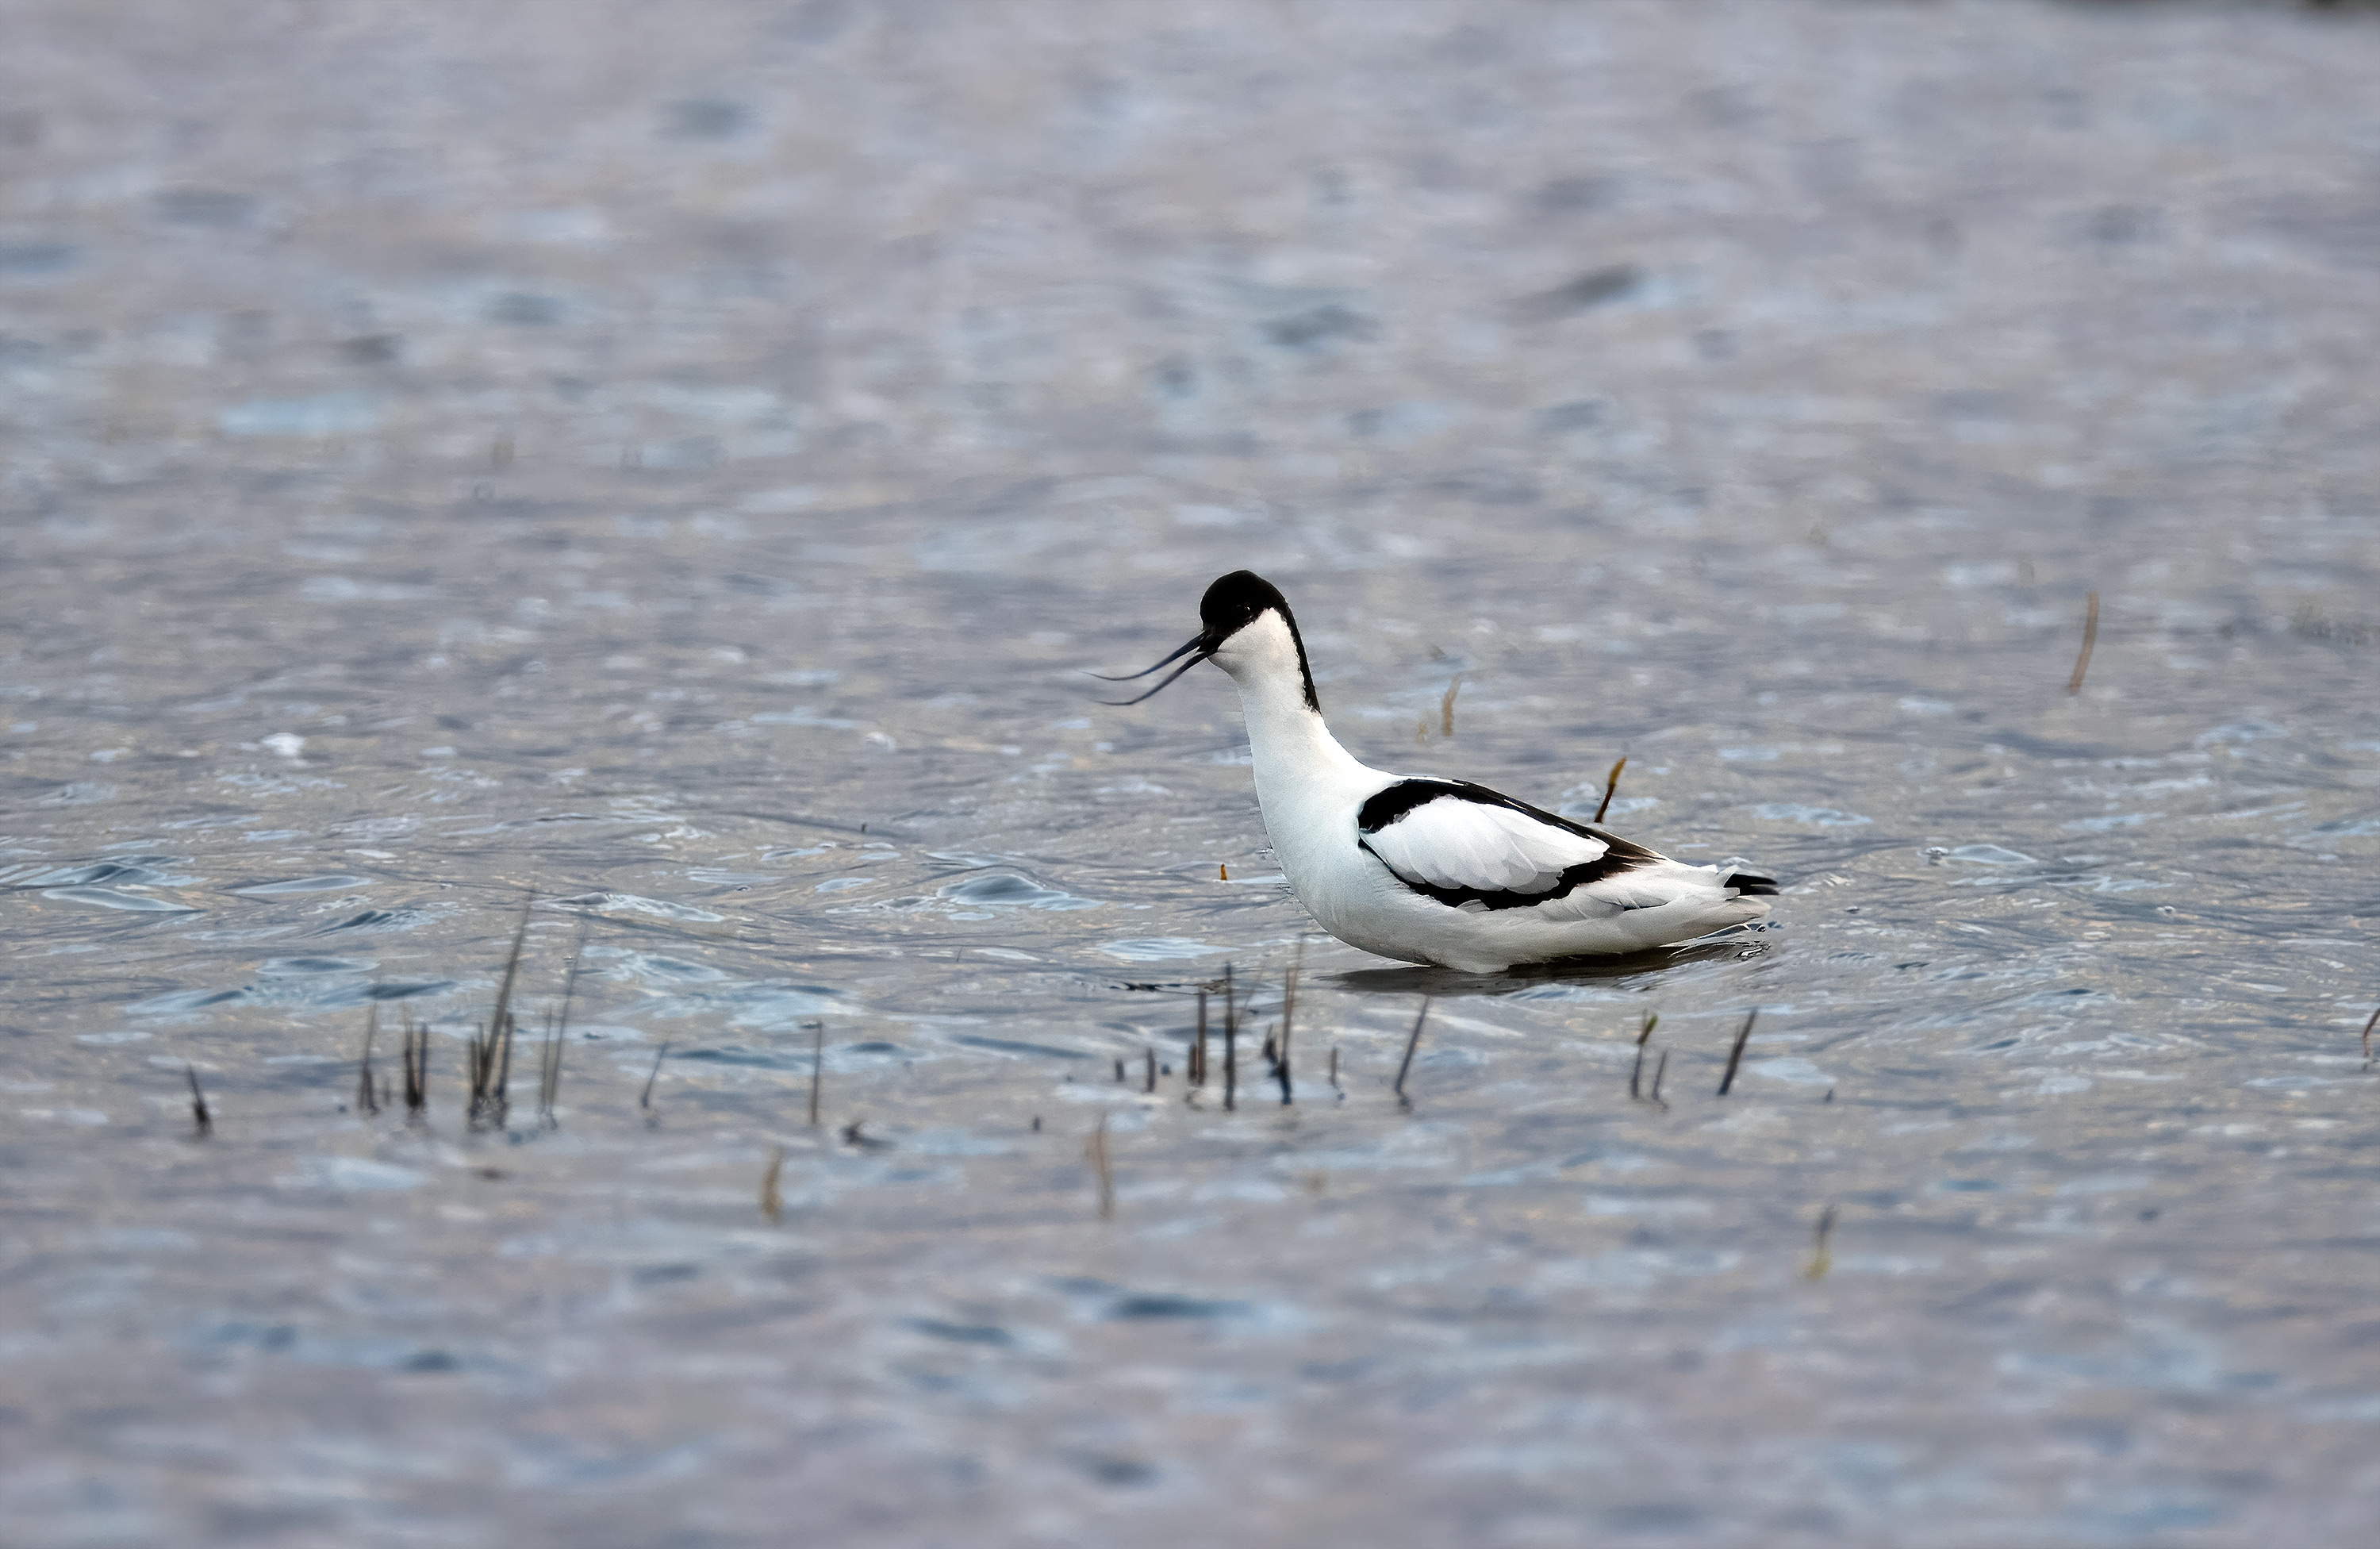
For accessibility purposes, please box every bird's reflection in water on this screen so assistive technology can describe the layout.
[1329,936,1766,999]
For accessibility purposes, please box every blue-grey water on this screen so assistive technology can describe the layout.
[6,2,2380,1543]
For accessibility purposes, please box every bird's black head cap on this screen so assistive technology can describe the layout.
[1199,570,1291,640]
[1200,570,1319,713]
[1094,569,1320,712]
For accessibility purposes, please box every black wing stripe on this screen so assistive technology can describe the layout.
[1355,778,1663,913]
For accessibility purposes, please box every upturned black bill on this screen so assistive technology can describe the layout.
[1091,632,1211,705]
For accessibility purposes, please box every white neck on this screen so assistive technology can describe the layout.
[1210,611,1377,809]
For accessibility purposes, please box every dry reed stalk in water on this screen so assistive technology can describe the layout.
[490,1016,515,1122]
[186,1065,212,1139]
[2363,1005,2379,1065]
[1277,940,1301,1105]
[808,1021,823,1126]
[640,1043,668,1110]
[1440,675,1461,738]
[1145,1047,1157,1094]
[1394,997,1431,1109]
[491,897,532,1025]
[1191,990,1207,1088]
[1629,1010,1659,1100]
[1086,1113,1115,1220]
[1804,1204,1838,1280]
[760,1144,785,1223]
[466,1021,504,1127]
[401,1007,427,1118]
[465,1007,520,1126]
[555,917,589,1041]
[1649,1050,1668,1109]
[2067,590,2100,694]
[1593,755,1627,825]
[356,1003,380,1116]
[1718,1009,1757,1097]
[1223,964,1238,1112]
[485,897,533,1124]
[536,1009,563,1123]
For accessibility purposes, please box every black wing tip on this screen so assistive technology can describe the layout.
[1728,871,1780,897]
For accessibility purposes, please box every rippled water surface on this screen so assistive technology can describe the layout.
[7,2,2380,1543]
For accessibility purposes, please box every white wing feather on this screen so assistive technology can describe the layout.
[1577,863,1712,911]
[1525,858,1733,921]
[1365,798,1609,894]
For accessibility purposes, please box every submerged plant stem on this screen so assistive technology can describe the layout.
[1394,996,1430,1109]
[356,1002,380,1117]
[1277,939,1301,1105]
[1629,1010,1658,1101]
[1223,964,1237,1112]
[186,1064,211,1139]
[1087,1113,1115,1221]
[1718,1009,1757,1097]
[1805,1203,1838,1279]
[808,1021,824,1125]
[2067,590,2099,695]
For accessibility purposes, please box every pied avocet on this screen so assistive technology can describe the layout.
[1100,571,1776,973]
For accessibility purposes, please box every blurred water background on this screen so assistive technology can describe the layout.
[6,1,2380,1543]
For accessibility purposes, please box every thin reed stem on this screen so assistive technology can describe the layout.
[357,1003,380,1116]
[401,1007,427,1119]
[808,1021,823,1125]
[1593,755,1627,825]
[1718,1009,1757,1097]
[761,1144,785,1223]
[1086,1113,1115,1221]
[1223,964,1237,1112]
[186,1064,212,1139]
[556,918,589,1040]
[1629,1010,1658,1101]
[483,896,532,1125]
[2067,590,2100,694]
[1394,996,1431,1109]
[1277,939,1301,1105]
[537,1009,563,1124]
[1804,1203,1838,1280]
